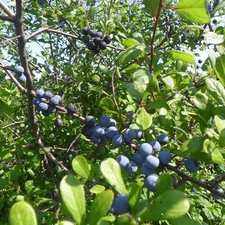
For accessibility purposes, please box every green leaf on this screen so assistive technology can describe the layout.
[155,173,172,197]
[123,83,146,99]
[100,158,127,194]
[203,139,224,164]
[9,201,37,225]
[204,32,224,45]
[162,76,175,90]
[136,108,153,130]
[181,137,206,154]
[214,115,225,134]
[65,0,71,5]
[165,50,195,64]
[133,199,149,217]
[127,183,142,211]
[141,190,190,222]
[192,93,209,111]
[72,156,90,180]
[143,0,160,16]
[115,44,145,66]
[174,0,210,24]
[215,54,225,86]
[206,78,225,105]
[89,190,114,225]
[115,214,137,225]
[0,99,13,116]
[55,221,74,225]
[99,97,117,114]
[169,216,201,225]
[59,175,86,225]
[122,38,140,48]
[133,68,150,85]
[90,185,106,194]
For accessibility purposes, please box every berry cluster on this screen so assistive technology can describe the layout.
[14,65,26,83]
[33,89,62,116]
[116,134,201,193]
[82,115,143,146]
[81,27,111,54]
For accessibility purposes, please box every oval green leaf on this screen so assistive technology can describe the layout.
[89,190,114,225]
[90,184,106,194]
[115,44,145,66]
[165,50,195,64]
[100,158,127,194]
[141,190,190,221]
[215,54,225,86]
[136,108,153,130]
[174,0,210,24]
[128,183,142,211]
[9,201,37,225]
[59,175,86,225]
[72,156,90,180]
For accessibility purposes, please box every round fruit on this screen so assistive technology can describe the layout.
[14,65,24,75]
[67,104,77,115]
[157,134,169,145]
[93,37,102,45]
[145,155,160,170]
[91,135,105,144]
[150,140,161,153]
[82,126,94,138]
[17,74,26,83]
[106,126,118,138]
[112,134,125,147]
[48,106,56,113]
[87,41,95,50]
[43,91,53,100]
[109,118,117,127]
[159,150,172,164]
[138,143,153,157]
[99,115,110,127]
[141,163,154,176]
[54,95,62,103]
[89,29,97,37]
[198,59,202,64]
[123,129,136,143]
[93,125,105,137]
[103,35,111,44]
[114,194,129,214]
[50,96,60,106]
[38,0,45,4]
[82,35,89,44]
[133,153,145,165]
[185,158,200,172]
[211,187,224,199]
[82,27,90,35]
[145,174,159,192]
[126,111,135,120]
[84,115,96,127]
[100,41,107,50]
[126,161,138,174]
[96,31,103,38]
[37,102,48,111]
[55,118,63,127]
[36,89,45,98]
[116,155,129,168]
[134,129,143,140]
[33,98,42,105]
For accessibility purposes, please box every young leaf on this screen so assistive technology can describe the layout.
[90,184,106,194]
[155,173,172,197]
[9,201,37,225]
[136,108,153,130]
[100,158,127,194]
[174,0,210,24]
[115,213,137,225]
[206,78,225,105]
[72,156,90,180]
[89,190,114,225]
[181,137,206,154]
[214,54,225,86]
[59,175,86,225]
[99,97,118,114]
[115,44,145,66]
[127,183,142,211]
[165,50,195,64]
[214,115,225,134]
[141,190,190,222]
[204,32,224,45]
[55,221,75,225]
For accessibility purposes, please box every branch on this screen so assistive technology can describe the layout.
[0,0,15,17]
[25,28,79,42]
[0,15,16,22]
[166,164,225,199]
[1,120,28,129]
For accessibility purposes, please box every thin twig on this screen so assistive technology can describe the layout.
[0,0,15,17]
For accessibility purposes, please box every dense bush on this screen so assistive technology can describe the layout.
[0,0,224,225]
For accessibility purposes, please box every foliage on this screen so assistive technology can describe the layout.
[0,0,225,224]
